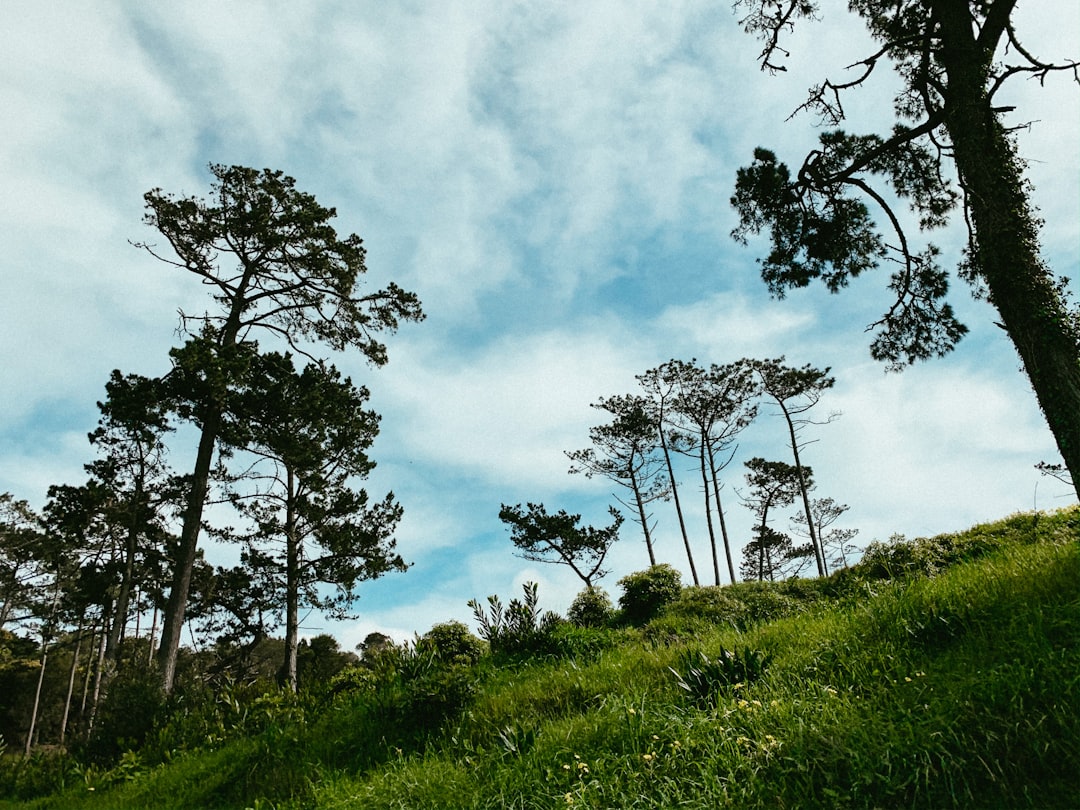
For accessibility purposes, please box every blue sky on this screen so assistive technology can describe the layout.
[2,1,1078,649]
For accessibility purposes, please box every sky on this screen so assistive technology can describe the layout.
[1,1,1078,651]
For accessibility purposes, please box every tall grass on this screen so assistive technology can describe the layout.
[4,509,1078,809]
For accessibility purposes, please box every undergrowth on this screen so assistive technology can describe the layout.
[2,508,1078,809]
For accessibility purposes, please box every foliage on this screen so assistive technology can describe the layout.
[566,395,671,566]
[567,586,615,628]
[81,670,166,766]
[140,163,423,691]
[617,563,683,625]
[730,1,1080,498]
[2,509,1078,809]
[498,503,622,587]
[670,647,773,708]
[417,621,486,667]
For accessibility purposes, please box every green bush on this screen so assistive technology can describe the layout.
[81,670,166,766]
[568,586,615,627]
[617,564,682,624]
[418,621,486,666]
[661,585,746,626]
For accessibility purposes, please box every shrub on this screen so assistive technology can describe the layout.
[82,669,166,766]
[418,621,486,666]
[617,564,682,624]
[662,585,747,626]
[469,582,549,656]
[568,586,615,627]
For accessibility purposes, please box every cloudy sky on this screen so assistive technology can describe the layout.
[2,1,1077,649]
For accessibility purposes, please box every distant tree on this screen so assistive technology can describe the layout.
[638,362,700,585]
[223,353,407,692]
[754,358,836,577]
[567,394,671,566]
[498,502,622,588]
[669,358,760,585]
[730,1,1080,499]
[137,164,423,692]
[741,458,805,582]
[0,494,46,631]
[85,371,178,671]
[297,634,358,688]
[791,497,860,573]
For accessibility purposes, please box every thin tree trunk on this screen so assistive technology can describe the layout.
[778,402,826,577]
[88,619,109,730]
[147,604,158,669]
[698,444,721,586]
[283,469,300,693]
[157,407,221,693]
[708,456,737,585]
[628,470,657,566]
[25,637,50,754]
[79,625,96,719]
[59,626,84,746]
[659,426,698,585]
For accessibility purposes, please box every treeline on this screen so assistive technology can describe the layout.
[0,165,422,752]
[503,356,859,593]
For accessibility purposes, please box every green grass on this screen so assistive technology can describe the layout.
[4,509,1079,809]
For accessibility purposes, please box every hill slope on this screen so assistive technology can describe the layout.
[4,509,1079,809]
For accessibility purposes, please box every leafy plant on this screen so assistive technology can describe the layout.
[617,564,682,624]
[567,585,615,628]
[670,647,773,708]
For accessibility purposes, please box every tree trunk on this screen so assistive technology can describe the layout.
[59,626,83,746]
[88,615,109,730]
[779,402,826,577]
[708,457,737,585]
[628,470,657,567]
[283,469,300,693]
[659,425,699,585]
[25,637,50,754]
[698,443,722,586]
[156,407,221,692]
[937,1,1080,500]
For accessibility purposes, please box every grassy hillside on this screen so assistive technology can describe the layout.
[3,509,1079,809]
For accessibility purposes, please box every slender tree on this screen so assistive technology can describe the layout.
[730,1,1080,498]
[498,502,623,588]
[792,497,860,572]
[754,358,836,577]
[566,394,670,566]
[137,164,423,691]
[223,353,407,692]
[638,363,700,585]
[86,371,177,670]
[669,358,760,585]
[741,458,806,582]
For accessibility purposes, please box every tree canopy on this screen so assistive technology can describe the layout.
[731,0,1080,496]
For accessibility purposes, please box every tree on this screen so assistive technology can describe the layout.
[791,497,860,573]
[86,371,178,671]
[566,394,671,566]
[740,458,806,582]
[669,358,760,586]
[498,502,623,588]
[223,353,407,692]
[731,1,1080,498]
[137,164,423,691]
[638,363,700,585]
[0,494,45,632]
[754,358,836,577]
